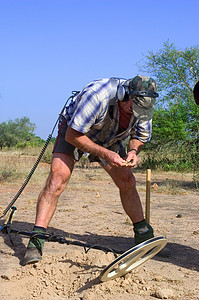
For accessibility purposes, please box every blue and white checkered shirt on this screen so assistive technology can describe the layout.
[62,78,152,152]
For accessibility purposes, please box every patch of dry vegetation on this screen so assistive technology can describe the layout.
[0,150,198,197]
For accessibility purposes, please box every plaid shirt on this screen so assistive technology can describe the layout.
[62,78,152,152]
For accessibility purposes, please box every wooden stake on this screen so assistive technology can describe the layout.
[145,169,151,224]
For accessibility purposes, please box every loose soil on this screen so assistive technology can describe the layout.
[0,164,199,299]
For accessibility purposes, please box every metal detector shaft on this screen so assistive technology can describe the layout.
[4,206,17,225]
[0,206,122,256]
[2,228,123,256]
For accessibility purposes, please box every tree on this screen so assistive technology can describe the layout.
[138,40,199,105]
[138,41,199,172]
[0,117,36,148]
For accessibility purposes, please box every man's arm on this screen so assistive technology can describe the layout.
[124,118,151,167]
[128,138,144,155]
[65,126,126,167]
[123,139,144,168]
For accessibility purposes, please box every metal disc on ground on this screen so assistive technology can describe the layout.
[100,236,167,282]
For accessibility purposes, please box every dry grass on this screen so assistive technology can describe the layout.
[0,150,50,185]
[0,150,198,195]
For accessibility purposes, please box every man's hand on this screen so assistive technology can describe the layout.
[123,139,144,168]
[122,150,138,168]
[66,126,126,167]
[105,151,126,167]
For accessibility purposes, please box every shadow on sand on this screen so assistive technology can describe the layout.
[0,220,198,273]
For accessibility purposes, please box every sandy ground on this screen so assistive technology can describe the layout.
[0,164,199,300]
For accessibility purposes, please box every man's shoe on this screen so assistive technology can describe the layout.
[133,220,171,257]
[23,226,46,266]
[23,247,42,265]
[133,220,154,245]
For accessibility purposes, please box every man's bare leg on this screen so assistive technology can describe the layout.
[35,153,75,228]
[100,163,144,223]
[23,153,75,265]
[100,163,154,245]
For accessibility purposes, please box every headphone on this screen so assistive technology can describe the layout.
[117,84,126,101]
[115,79,159,102]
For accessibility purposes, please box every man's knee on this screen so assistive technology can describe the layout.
[46,170,69,195]
[45,152,74,195]
[117,172,136,191]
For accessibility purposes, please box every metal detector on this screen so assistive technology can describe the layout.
[100,236,167,282]
[0,207,167,282]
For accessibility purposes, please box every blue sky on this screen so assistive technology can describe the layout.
[1,0,198,139]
